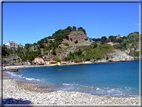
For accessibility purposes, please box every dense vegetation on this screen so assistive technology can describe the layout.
[2,25,140,64]
[64,42,114,62]
[90,32,140,57]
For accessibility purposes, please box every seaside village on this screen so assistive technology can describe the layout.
[3,41,92,66]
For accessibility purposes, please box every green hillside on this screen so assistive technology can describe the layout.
[2,26,141,64]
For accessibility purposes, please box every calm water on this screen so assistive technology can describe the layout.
[6,61,139,97]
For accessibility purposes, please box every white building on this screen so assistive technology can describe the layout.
[17,43,23,48]
[47,39,55,43]
[5,41,23,48]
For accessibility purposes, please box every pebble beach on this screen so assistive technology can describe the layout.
[3,73,141,106]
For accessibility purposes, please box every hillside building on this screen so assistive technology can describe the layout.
[17,43,23,48]
[34,57,44,64]
[5,41,23,48]
[47,39,55,43]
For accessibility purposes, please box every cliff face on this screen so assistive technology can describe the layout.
[95,50,136,63]
[51,31,91,60]
[69,31,87,41]
[61,31,91,47]
[108,50,134,62]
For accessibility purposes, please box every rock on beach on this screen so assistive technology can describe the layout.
[9,69,19,72]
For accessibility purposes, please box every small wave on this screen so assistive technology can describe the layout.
[5,71,42,82]
[5,71,19,77]
[62,83,70,86]
[96,88,100,90]
[59,83,137,97]
[23,77,41,81]
[62,83,79,86]
[92,87,136,97]
[19,76,42,82]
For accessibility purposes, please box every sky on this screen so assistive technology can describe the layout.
[3,2,139,46]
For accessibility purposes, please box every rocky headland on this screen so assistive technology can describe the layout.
[96,50,138,63]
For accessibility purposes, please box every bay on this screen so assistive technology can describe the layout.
[6,61,139,97]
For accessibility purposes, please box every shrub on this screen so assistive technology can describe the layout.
[64,57,70,61]
[85,38,88,40]
[63,43,69,46]
[97,57,101,60]
[74,40,78,44]
[52,48,56,55]
[93,43,97,48]
[39,63,44,65]
[3,60,6,64]
[55,58,61,62]
[106,56,109,60]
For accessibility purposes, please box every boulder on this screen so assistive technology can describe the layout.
[9,69,18,72]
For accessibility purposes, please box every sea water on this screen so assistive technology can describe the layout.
[6,61,139,97]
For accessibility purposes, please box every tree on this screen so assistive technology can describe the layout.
[77,49,82,55]
[37,46,41,55]
[33,42,37,46]
[39,43,44,48]
[106,56,109,60]
[28,54,34,63]
[52,48,56,55]
[65,26,73,32]
[73,26,76,31]
[49,44,52,50]
[2,45,9,57]
[78,27,86,35]
[38,54,43,57]
[92,38,101,42]
[54,58,61,62]
[78,27,83,31]
[117,38,123,43]
[134,32,139,34]
[101,36,107,42]
[122,36,127,39]
[64,57,70,61]
[93,42,97,48]
[24,43,32,49]
[49,40,53,44]
[109,36,117,42]
[44,38,48,43]
[69,52,74,57]
[47,36,52,39]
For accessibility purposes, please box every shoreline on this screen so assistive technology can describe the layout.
[3,72,50,93]
[3,60,139,71]
[3,65,47,71]
[3,72,141,105]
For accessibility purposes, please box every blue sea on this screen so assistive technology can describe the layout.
[6,61,139,97]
